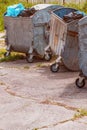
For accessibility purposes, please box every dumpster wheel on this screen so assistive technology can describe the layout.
[4,52,10,57]
[26,54,33,63]
[75,78,85,88]
[50,63,59,73]
[44,53,52,61]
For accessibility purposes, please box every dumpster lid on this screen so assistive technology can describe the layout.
[32,4,62,25]
[32,4,62,11]
[32,4,53,10]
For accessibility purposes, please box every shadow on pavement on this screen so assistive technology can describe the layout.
[59,82,87,99]
[36,65,78,80]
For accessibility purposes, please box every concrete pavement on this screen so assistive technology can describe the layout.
[0,37,87,130]
[0,60,87,130]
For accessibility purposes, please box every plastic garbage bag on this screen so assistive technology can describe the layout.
[63,10,86,22]
[5,3,25,17]
[75,11,86,17]
[19,8,37,17]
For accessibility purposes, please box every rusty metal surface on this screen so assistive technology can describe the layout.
[4,17,33,53]
[49,14,67,55]
[49,7,80,71]
[4,4,62,56]
[78,16,87,76]
[62,20,79,71]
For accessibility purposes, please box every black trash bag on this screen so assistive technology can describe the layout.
[72,12,83,19]
[63,12,83,22]
[19,8,37,17]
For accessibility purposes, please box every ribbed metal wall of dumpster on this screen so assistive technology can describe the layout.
[49,7,79,71]
[78,16,87,76]
[4,17,33,53]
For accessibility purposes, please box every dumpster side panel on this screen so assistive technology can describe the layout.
[49,14,67,55]
[79,52,87,76]
[49,7,80,71]
[4,16,10,28]
[6,17,16,47]
[79,17,87,52]
[33,25,48,56]
[78,17,87,76]
[4,17,33,53]
[33,10,50,56]
[62,20,79,71]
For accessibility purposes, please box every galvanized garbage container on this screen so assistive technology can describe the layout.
[4,4,62,63]
[75,16,87,88]
[44,7,80,72]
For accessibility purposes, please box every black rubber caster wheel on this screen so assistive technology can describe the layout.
[50,63,59,73]
[4,52,10,57]
[75,78,85,88]
[44,53,52,61]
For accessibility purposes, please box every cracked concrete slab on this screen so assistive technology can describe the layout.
[0,86,75,130]
[0,64,87,109]
[0,41,87,129]
[41,121,87,130]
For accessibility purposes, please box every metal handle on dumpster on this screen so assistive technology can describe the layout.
[62,32,66,41]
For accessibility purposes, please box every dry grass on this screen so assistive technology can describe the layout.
[73,108,87,120]
[0,48,25,62]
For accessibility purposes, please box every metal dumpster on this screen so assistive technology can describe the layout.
[4,4,62,63]
[44,7,80,72]
[75,16,87,88]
